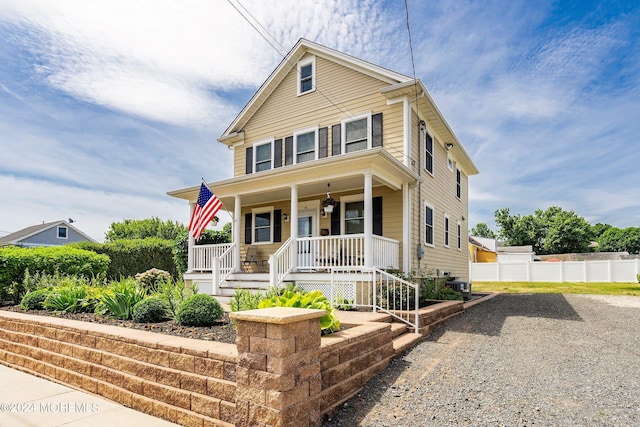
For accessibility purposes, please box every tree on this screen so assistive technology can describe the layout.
[470,223,496,238]
[494,206,593,255]
[105,217,186,242]
[173,223,232,275]
[591,223,613,240]
[598,227,640,254]
[539,207,593,254]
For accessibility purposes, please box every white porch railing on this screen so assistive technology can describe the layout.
[191,243,234,271]
[211,243,235,293]
[269,238,293,289]
[296,234,399,270]
[327,267,419,334]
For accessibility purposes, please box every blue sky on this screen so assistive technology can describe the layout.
[1,0,638,242]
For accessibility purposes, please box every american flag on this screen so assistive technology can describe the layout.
[188,183,222,239]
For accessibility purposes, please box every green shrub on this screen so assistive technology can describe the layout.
[173,225,231,275]
[96,278,147,320]
[0,246,109,303]
[230,288,262,313]
[20,289,51,310]
[72,238,177,280]
[175,294,223,326]
[153,280,197,317]
[135,268,171,293]
[258,289,341,334]
[132,297,169,323]
[43,279,96,313]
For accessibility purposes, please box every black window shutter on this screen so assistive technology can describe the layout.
[274,209,282,242]
[331,124,341,156]
[245,147,253,174]
[274,139,283,168]
[373,196,383,236]
[244,213,252,244]
[285,136,293,165]
[318,127,328,158]
[330,202,341,235]
[372,113,383,147]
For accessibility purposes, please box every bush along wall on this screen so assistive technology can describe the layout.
[0,246,110,302]
[72,239,177,280]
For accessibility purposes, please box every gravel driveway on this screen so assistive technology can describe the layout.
[324,293,640,426]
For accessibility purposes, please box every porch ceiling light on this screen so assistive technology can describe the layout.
[322,183,337,213]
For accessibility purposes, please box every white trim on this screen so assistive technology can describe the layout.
[339,194,364,235]
[443,213,451,248]
[403,97,411,168]
[341,112,371,154]
[424,202,435,247]
[251,206,274,245]
[293,125,318,164]
[57,226,68,240]
[447,154,454,172]
[253,138,274,172]
[297,55,316,96]
[456,167,462,199]
[456,220,462,251]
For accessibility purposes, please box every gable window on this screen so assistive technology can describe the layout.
[456,168,462,199]
[425,204,434,246]
[57,226,68,239]
[344,200,365,234]
[297,56,315,96]
[343,115,369,153]
[447,155,454,171]
[294,127,317,164]
[444,214,450,247]
[425,133,433,174]
[253,208,273,244]
[457,221,462,250]
[254,140,273,172]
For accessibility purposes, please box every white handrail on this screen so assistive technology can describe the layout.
[269,238,292,288]
[212,243,236,293]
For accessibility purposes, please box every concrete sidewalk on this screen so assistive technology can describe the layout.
[0,364,179,427]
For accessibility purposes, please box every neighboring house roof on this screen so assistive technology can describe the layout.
[497,245,534,254]
[218,38,478,177]
[469,236,496,253]
[0,220,96,246]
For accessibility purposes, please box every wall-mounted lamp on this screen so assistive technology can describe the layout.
[283,213,289,222]
[321,183,337,214]
[445,143,454,151]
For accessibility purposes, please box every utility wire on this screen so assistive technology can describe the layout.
[227,0,416,164]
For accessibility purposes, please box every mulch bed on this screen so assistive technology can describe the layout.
[0,305,237,344]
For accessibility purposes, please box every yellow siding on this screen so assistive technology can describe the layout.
[233,54,407,175]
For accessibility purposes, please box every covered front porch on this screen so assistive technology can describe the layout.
[170,148,419,291]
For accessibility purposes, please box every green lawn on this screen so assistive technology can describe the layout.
[473,281,640,296]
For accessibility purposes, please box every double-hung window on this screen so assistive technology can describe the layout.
[444,214,450,247]
[297,56,315,95]
[457,221,462,250]
[57,226,68,239]
[253,209,273,244]
[425,133,434,174]
[254,140,273,172]
[425,204,434,246]
[343,115,369,153]
[456,168,462,199]
[344,200,365,234]
[294,127,317,164]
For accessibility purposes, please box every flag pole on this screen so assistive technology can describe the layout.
[201,178,235,222]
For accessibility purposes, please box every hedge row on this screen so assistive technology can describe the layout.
[0,246,110,301]
[71,238,177,280]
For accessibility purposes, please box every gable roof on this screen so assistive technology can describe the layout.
[219,38,412,143]
[218,38,478,176]
[0,220,96,246]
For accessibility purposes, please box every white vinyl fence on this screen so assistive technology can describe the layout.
[471,259,640,283]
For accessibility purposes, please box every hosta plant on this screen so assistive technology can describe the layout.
[258,289,341,334]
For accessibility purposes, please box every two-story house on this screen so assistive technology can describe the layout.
[168,39,478,305]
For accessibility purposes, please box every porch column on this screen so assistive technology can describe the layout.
[403,183,411,273]
[290,185,298,271]
[364,173,373,268]
[187,203,195,272]
[233,195,242,272]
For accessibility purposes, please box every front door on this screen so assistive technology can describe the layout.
[297,211,316,268]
